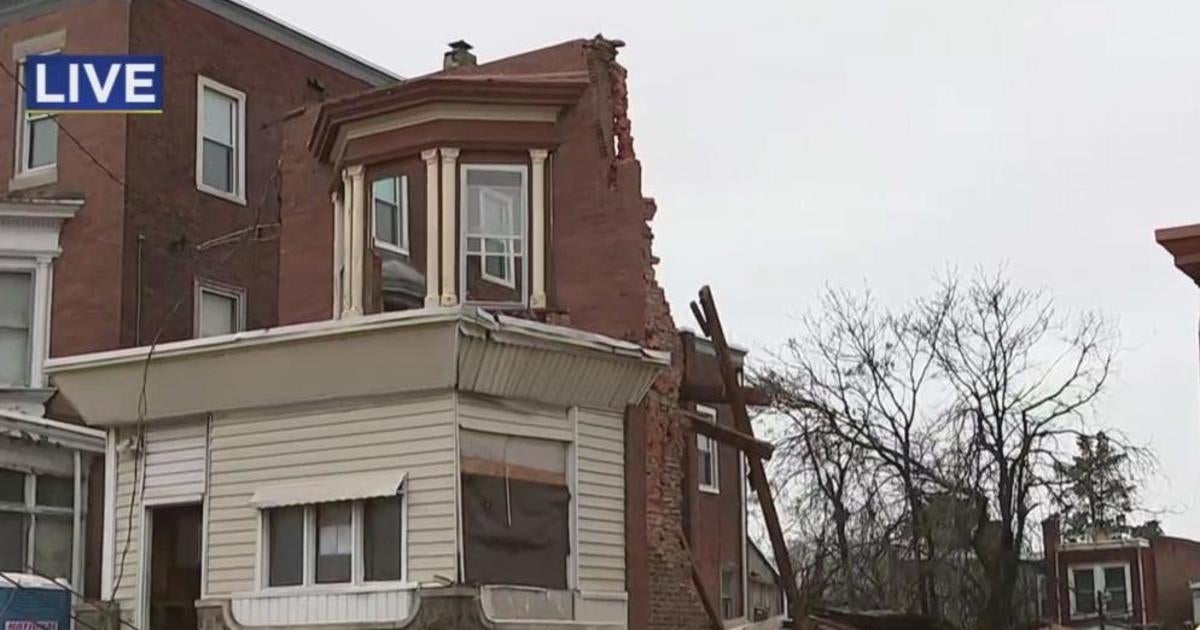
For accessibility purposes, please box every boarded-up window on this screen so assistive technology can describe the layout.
[460,430,568,589]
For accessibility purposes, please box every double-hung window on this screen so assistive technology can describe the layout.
[372,176,408,255]
[0,271,33,387]
[697,404,720,493]
[1069,564,1130,618]
[15,51,58,177]
[262,496,404,588]
[0,468,74,579]
[194,281,245,338]
[196,76,245,203]
[462,165,527,298]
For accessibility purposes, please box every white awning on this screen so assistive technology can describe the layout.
[249,471,406,509]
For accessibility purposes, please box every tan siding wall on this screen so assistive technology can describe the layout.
[205,394,458,596]
[112,419,209,620]
[575,407,626,593]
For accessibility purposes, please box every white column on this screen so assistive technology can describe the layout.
[345,164,366,316]
[72,451,83,592]
[101,430,116,599]
[529,149,549,309]
[439,148,460,306]
[331,191,343,318]
[422,149,441,307]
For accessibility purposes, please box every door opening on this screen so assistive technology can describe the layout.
[147,504,201,630]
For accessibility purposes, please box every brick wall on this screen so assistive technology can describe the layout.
[122,0,371,346]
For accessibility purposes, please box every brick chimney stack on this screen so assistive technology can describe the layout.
[1043,515,1062,623]
[443,40,476,70]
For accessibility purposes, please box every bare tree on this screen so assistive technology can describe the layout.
[760,271,1124,630]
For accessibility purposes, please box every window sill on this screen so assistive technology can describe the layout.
[374,240,410,257]
[238,581,418,598]
[699,485,721,495]
[197,183,247,206]
[10,165,58,191]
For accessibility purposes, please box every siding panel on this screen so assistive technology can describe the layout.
[574,408,626,594]
[205,394,457,596]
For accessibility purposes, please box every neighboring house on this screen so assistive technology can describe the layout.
[1042,516,1200,629]
[49,308,667,630]
[747,540,785,621]
[0,0,393,603]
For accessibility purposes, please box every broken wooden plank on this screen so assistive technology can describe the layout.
[684,410,775,461]
[693,285,802,626]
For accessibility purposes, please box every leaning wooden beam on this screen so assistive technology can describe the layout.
[684,410,775,461]
[681,382,772,407]
[693,285,802,626]
[678,529,725,630]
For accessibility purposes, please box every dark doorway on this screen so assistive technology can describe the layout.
[148,504,201,630]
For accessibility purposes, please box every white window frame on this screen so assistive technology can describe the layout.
[460,164,528,299]
[0,468,77,579]
[193,279,246,339]
[371,175,409,256]
[195,75,246,205]
[0,266,35,388]
[1067,562,1132,620]
[14,49,60,180]
[696,404,720,494]
[257,496,408,593]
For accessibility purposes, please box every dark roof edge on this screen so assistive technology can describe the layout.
[182,0,400,86]
[0,0,82,26]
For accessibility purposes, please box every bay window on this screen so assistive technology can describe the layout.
[372,176,408,255]
[461,165,527,304]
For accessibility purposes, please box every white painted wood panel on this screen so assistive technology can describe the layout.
[230,588,415,626]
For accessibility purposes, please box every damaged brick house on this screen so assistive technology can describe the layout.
[0,0,393,606]
[15,12,762,630]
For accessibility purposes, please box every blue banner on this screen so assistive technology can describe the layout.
[25,55,163,113]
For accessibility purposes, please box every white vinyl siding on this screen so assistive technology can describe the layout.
[457,395,572,442]
[143,422,207,504]
[574,407,626,593]
[205,394,456,595]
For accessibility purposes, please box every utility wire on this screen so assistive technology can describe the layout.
[0,57,287,610]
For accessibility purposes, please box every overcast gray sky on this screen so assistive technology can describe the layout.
[246,0,1200,537]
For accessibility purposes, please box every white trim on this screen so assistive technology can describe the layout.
[696,404,720,494]
[421,149,440,307]
[529,150,548,309]
[71,451,82,591]
[0,262,41,389]
[195,75,247,205]
[12,45,60,183]
[194,278,246,338]
[371,175,409,256]
[346,165,366,316]
[439,148,459,306]
[101,429,116,598]
[1066,562,1133,620]
[331,191,344,317]
[567,407,580,590]
[459,163,529,305]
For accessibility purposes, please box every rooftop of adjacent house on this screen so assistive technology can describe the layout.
[46,306,670,426]
[1156,222,1200,285]
[0,0,399,86]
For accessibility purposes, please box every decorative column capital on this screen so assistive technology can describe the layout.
[439,147,460,161]
[344,164,365,179]
[421,148,439,163]
[529,148,549,163]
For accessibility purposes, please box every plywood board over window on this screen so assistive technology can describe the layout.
[459,430,568,589]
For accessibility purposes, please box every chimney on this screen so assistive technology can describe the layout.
[1043,515,1061,623]
[444,40,476,70]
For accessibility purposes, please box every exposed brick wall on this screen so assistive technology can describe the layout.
[1151,536,1200,627]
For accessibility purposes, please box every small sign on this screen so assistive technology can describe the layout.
[25,55,163,113]
[6,622,58,630]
